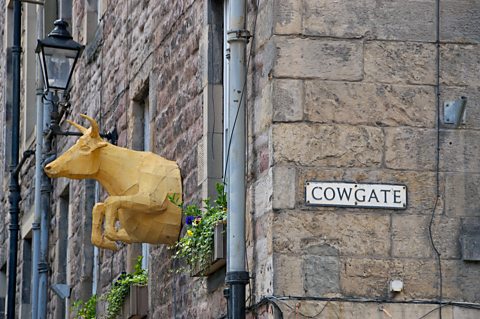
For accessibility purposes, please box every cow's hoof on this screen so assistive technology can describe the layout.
[101,238,118,251]
[115,229,133,243]
[92,236,118,251]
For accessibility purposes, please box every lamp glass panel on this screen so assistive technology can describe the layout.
[43,46,77,89]
[37,52,48,90]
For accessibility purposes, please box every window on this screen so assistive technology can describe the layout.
[3,4,13,171]
[59,0,72,25]
[132,87,150,270]
[20,238,32,319]
[84,0,107,43]
[199,0,225,200]
[55,188,69,319]
[0,265,7,317]
[97,0,107,22]
[66,179,96,313]
[22,2,37,149]
[84,0,98,42]
[43,0,57,37]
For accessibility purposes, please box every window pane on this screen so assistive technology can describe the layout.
[43,47,76,89]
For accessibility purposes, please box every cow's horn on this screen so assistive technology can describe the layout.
[67,119,87,134]
[80,114,100,138]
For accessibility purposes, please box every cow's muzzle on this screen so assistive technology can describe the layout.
[43,154,58,177]
[44,163,54,177]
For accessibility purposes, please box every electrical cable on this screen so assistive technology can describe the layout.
[210,0,217,160]
[417,305,448,319]
[221,3,256,184]
[244,297,284,319]
[234,295,480,319]
[428,1,443,319]
[124,0,132,145]
[218,294,480,319]
[271,295,480,309]
[315,302,330,318]
[243,0,260,312]
[275,299,331,319]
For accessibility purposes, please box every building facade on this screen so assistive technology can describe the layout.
[0,0,479,318]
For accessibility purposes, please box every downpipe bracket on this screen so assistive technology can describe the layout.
[225,271,250,285]
[38,262,48,273]
[227,29,251,43]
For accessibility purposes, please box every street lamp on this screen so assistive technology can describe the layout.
[35,19,84,92]
[31,20,84,319]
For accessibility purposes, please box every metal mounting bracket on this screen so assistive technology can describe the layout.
[49,124,118,145]
[444,97,467,127]
[227,29,252,43]
[51,284,70,299]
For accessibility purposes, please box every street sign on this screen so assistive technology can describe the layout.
[305,181,407,209]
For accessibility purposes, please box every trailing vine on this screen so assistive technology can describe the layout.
[104,256,148,319]
[71,256,147,319]
[169,183,227,275]
[72,294,97,319]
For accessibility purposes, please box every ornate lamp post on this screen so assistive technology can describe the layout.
[32,19,83,319]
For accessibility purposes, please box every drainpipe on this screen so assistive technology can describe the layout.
[37,160,52,319]
[31,4,44,319]
[225,0,250,318]
[37,92,54,319]
[6,0,22,317]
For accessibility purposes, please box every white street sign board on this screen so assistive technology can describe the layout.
[305,181,407,209]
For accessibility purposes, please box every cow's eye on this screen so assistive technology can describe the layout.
[80,145,90,152]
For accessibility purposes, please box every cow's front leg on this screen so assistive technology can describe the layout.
[104,198,133,243]
[91,203,117,251]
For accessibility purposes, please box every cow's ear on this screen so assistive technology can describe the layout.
[96,141,108,149]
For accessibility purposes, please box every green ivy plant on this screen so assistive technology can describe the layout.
[71,256,147,319]
[104,256,148,319]
[72,294,97,319]
[169,183,227,275]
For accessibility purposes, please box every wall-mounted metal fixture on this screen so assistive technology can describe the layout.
[51,283,71,299]
[444,96,468,128]
[389,279,404,293]
[50,124,119,145]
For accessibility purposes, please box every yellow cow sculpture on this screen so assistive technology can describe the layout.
[44,114,182,251]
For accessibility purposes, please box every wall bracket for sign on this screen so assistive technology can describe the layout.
[305,181,407,210]
[444,97,467,128]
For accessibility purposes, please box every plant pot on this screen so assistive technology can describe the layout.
[191,222,226,277]
[122,285,148,319]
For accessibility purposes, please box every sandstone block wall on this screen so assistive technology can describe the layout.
[263,0,480,317]
[0,0,479,318]
[64,0,220,317]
